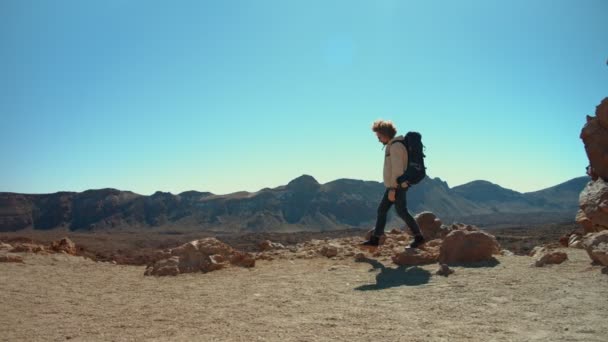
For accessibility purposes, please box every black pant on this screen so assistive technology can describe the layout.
[374,187,422,237]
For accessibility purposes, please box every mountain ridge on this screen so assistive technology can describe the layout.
[0,175,589,232]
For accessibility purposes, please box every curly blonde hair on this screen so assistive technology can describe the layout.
[371,120,397,139]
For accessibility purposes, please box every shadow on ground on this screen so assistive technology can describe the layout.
[446,257,501,268]
[354,257,431,290]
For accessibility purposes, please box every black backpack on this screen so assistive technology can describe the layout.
[395,131,427,185]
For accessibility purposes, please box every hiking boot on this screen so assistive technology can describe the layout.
[407,235,426,249]
[361,234,380,247]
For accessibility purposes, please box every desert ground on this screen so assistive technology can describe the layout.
[0,222,578,265]
[1,244,606,342]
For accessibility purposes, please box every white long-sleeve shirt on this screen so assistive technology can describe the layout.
[383,135,408,188]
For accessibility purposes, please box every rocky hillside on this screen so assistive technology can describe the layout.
[0,174,588,232]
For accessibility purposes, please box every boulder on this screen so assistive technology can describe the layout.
[258,240,285,251]
[531,247,568,267]
[391,248,438,266]
[580,97,608,179]
[575,209,594,233]
[319,244,340,258]
[578,178,608,232]
[144,256,180,276]
[582,230,608,266]
[414,212,443,240]
[230,252,256,268]
[578,98,608,232]
[425,239,443,248]
[568,234,584,249]
[436,263,454,277]
[10,243,45,253]
[145,238,255,276]
[49,237,77,255]
[438,229,500,264]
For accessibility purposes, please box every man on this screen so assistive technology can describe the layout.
[361,120,425,249]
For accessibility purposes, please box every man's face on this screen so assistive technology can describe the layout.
[376,132,390,145]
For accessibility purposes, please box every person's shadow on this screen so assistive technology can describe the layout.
[354,256,431,291]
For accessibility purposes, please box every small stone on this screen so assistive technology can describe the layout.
[436,263,454,277]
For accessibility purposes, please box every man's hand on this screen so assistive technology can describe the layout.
[388,189,396,202]
[401,181,410,189]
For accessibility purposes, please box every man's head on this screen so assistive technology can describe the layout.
[371,119,397,145]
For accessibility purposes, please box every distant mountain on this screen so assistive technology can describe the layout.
[523,176,590,210]
[452,180,525,204]
[448,176,589,226]
[0,175,589,233]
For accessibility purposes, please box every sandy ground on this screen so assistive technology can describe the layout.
[1,248,606,342]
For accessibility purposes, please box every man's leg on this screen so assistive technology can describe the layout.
[394,188,423,238]
[373,189,393,237]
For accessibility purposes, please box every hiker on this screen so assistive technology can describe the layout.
[361,120,426,249]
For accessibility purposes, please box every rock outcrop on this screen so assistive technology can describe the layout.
[582,230,608,266]
[144,238,256,276]
[529,246,568,267]
[414,212,446,240]
[1,238,80,263]
[577,98,608,271]
[258,240,286,251]
[10,242,46,253]
[251,212,502,268]
[578,98,608,233]
[438,228,501,264]
[49,237,77,255]
[577,179,608,233]
[392,248,438,266]
[581,97,608,180]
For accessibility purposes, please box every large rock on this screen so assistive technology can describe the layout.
[145,238,255,276]
[49,237,77,255]
[578,178,608,232]
[144,256,180,276]
[438,229,500,264]
[414,212,444,240]
[581,97,608,180]
[319,243,341,258]
[534,251,568,267]
[577,98,608,233]
[392,248,438,266]
[10,242,45,253]
[530,247,568,267]
[258,240,285,251]
[230,252,256,268]
[575,209,594,233]
[582,230,608,266]
[568,234,584,249]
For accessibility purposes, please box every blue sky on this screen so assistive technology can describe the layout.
[1,0,606,195]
